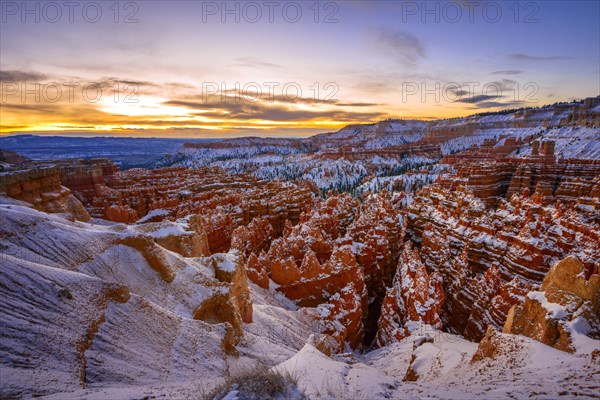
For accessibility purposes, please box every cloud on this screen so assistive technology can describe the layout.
[0,104,59,113]
[93,77,158,89]
[163,99,386,122]
[446,79,526,109]
[202,90,381,107]
[456,94,501,104]
[509,54,572,61]
[448,79,518,102]
[229,57,284,69]
[373,28,426,65]
[451,89,469,97]
[490,79,519,91]
[113,79,157,87]
[0,70,48,82]
[334,102,381,107]
[491,70,523,75]
[1,71,388,135]
[473,100,525,109]
[164,82,197,89]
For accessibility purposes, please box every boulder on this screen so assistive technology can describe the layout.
[503,256,600,353]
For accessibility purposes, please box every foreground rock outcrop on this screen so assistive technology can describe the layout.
[503,256,600,352]
[0,167,91,221]
[0,200,252,397]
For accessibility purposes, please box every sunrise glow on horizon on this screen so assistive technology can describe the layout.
[1,0,599,138]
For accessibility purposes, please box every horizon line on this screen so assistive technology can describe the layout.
[1,95,597,141]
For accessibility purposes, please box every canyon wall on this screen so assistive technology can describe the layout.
[405,182,599,341]
[0,166,90,222]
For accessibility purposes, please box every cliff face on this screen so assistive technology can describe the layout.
[65,166,316,254]
[405,181,600,341]
[455,145,600,209]
[402,138,600,342]
[0,167,90,222]
[172,98,600,169]
[0,149,28,170]
[232,192,414,351]
[230,217,274,289]
[346,192,405,343]
[57,158,119,197]
[129,215,210,257]
[2,99,599,398]
[503,256,600,353]
[257,194,368,350]
[376,242,444,347]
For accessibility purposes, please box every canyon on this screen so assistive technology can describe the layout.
[0,98,599,399]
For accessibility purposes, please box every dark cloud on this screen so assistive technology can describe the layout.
[0,124,27,130]
[220,90,338,105]
[451,89,469,97]
[491,70,523,75]
[456,94,502,104]
[509,54,572,61]
[449,80,518,103]
[489,79,518,91]
[94,78,157,89]
[1,71,386,132]
[163,99,385,122]
[473,100,525,109]
[373,28,426,65]
[165,82,197,89]
[113,79,157,87]
[0,70,48,82]
[194,90,380,107]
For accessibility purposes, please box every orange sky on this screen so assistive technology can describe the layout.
[1,1,598,138]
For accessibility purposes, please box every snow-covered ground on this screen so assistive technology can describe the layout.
[274,328,599,399]
[1,200,598,400]
[516,127,600,159]
[31,303,600,399]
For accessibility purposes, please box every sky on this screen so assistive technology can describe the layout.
[1,0,599,138]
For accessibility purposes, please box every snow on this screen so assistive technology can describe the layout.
[271,324,599,400]
[567,317,600,354]
[136,208,169,223]
[220,388,240,400]
[1,201,599,399]
[275,343,397,399]
[151,101,599,199]
[527,291,568,319]
[137,223,188,238]
[515,127,600,159]
[408,340,473,381]
[0,203,234,398]
[131,219,195,239]
[214,251,239,273]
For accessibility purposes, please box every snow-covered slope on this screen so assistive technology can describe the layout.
[0,202,236,398]
[274,327,599,400]
[1,201,598,399]
[517,127,600,159]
